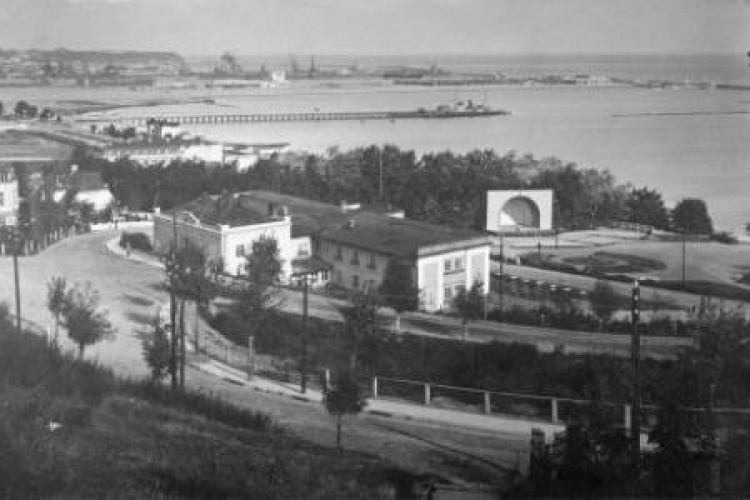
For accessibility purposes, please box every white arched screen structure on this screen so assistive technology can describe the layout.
[486,189,553,233]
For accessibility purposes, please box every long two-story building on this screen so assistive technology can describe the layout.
[153,191,491,311]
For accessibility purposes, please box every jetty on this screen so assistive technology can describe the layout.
[74,107,510,127]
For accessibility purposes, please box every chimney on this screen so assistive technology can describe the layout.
[346,218,356,229]
[278,205,289,217]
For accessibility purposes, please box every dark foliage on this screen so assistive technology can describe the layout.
[119,231,152,252]
[73,145,677,232]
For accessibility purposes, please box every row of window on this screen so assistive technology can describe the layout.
[324,243,377,270]
[338,272,376,292]
[444,257,465,274]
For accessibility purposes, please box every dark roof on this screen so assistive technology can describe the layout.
[235,190,490,258]
[170,194,276,228]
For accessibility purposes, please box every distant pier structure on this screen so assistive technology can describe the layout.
[77,111,392,127]
[75,108,510,127]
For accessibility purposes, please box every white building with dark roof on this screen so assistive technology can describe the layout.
[153,191,491,311]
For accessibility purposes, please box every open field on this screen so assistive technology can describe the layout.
[0,129,73,160]
[540,238,750,287]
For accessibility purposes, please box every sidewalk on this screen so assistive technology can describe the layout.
[194,357,566,439]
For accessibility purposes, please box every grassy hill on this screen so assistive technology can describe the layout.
[0,307,407,498]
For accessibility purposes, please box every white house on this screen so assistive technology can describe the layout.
[152,191,492,312]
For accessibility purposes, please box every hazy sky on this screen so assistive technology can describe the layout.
[0,0,747,56]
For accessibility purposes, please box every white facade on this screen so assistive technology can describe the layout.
[0,172,19,226]
[103,143,224,166]
[486,189,554,233]
[153,209,295,278]
[417,244,490,311]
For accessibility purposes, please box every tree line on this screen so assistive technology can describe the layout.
[73,145,713,233]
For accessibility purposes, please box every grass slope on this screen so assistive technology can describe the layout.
[0,311,404,498]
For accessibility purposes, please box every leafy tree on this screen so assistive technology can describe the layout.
[142,315,172,383]
[46,276,68,344]
[379,259,418,332]
[323,370,366,451]
[590,280,620,328]
[231,236,284,342]
[627,187,670,230]
[61,282,114,357]
[339,292,385,372]
[165,242,217,387]
[453,280,485,340]
[672,198,713,235]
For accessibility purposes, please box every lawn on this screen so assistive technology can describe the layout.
[0,130,73,159]
[543,239,750,287]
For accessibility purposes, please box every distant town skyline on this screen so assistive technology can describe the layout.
[0,0,747,56]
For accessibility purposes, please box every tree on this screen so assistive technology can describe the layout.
[590,280,620,329]
[165,242,217,387]
[231,236,284,341]
[142,315,172,383]
[339,292,385,372]
[379,259,418,332]
[453,280,485,340]
[46,277,68,344]
[672,198,713,235]
[61,282,114,357]
[323,371,366,451]
[627,187,670,230]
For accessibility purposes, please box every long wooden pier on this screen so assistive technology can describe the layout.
[75,108,509,126]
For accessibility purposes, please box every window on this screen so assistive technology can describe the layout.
[444,259,452,273]
[352,275,360,289]
[0,192,4,207]
[235,244,245,257]
[335,245,343,261]
[351,250,360,266]
[444,286,453,300]
[321,270,330,281]
[454,258,463,270]
[367,252,376,270]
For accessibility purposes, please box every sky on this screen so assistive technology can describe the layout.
[0,0,747,56]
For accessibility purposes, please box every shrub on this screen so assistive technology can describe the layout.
[119,232,152,253]
[710,231,738,245]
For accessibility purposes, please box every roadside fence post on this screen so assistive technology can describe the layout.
[551,398,559,423]
[246,335,254,379]
[484,391,491,414]
[624,404,632,432]
[372,377,378,398]
[424,383,431,406]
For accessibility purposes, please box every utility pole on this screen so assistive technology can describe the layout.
[378,147,384,202]
[301,273,310,394]
[169,212,178,390]
[630,279,641,478]
[681,231,687,288]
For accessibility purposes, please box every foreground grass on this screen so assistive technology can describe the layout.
[0,316,407,498]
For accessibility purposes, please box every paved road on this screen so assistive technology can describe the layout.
[0,230,691,382]
[0,231,531,487]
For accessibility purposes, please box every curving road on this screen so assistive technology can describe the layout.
[0,230,692,383]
